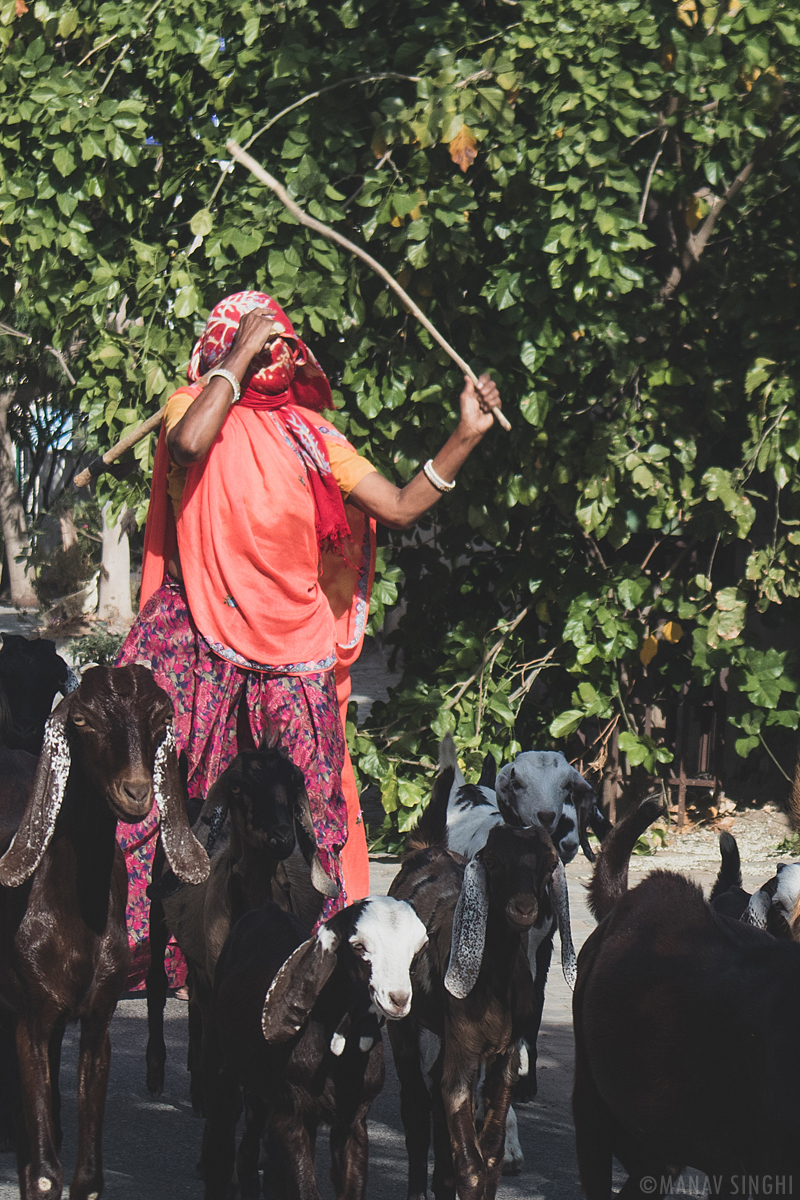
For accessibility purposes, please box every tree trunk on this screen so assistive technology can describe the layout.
[0,388,38,608]
[97,502,133,623]
[59,508,78,551]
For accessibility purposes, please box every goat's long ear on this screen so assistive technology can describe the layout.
[0,697,73,887]
[60,666,81,696]
[153,726,210,885]
[745,886,771,930]
[572,776,600,863]
[550,859,577,990]
[445,857,489,999]
[292,783,339,900]
[261,926,340,1042]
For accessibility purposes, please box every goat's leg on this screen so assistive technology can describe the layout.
[514,932,552,1104]
[15,1015,63,1198]
[15,1013,63,1200]
[477,1052,515,1200]
[0,1010,19,1153]
[430,1067,456,1200]
[187,985,205,1117]
[441,1053,484,1200]
[329,1107,369,1200]
[233,1090,266,1200]
[145,893,169,1096]
[70,1008,114,1200]
[199,1014,240,1200]
[388,1023,433,1200]
[271,1113,320,1200]
[572,1037,613,1200]
[47,1017,67,1154]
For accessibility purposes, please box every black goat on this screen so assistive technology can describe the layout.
[208,895,428,1200]
[389,823,570,1200]
[0,665,209,1200]
[0,634,77,754]
[146,743,338,1109]
[574,797,800,1195]
[709,830,800,938]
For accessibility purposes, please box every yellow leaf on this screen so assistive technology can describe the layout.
[448,124,478,173]
[409,205,422,220]
[684,194,706,231]
[554,127,564,139]
[15,0,27,12]
[742,66,761,92]
[676,0,698,26]
[640,635,659,666]
[727,0,742,13]
[390,215,403,228]
[662,620,683,644]
[661,42,676,71]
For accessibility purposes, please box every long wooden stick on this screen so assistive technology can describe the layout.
[73,406,165,488]
[226,140,511,432]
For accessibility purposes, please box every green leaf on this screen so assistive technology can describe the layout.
[189,208,213,237]
[53,146,76,177]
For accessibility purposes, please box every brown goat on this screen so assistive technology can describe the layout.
[389,824,570,1200]
[575,796,800,1195]
[0,664,209,1200]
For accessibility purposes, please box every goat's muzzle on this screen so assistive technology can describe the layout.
[505,897,538,931]
[266,824,295,859]
[371,986,412,1021]
[111,776,154,822]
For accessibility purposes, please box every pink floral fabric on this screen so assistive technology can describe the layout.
[116,577,347,990]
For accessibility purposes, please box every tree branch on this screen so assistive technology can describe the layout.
[637,128,668,225]
[226,141,512,431]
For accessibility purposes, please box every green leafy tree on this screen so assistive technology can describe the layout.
[1,0,799,837]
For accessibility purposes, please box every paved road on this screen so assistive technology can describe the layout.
[0,856,775,1198]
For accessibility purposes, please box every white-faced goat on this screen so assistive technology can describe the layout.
[709,829,800,937]
[146,743,339,1109]
[0,665,208,1200]
[575,796,800,1194]
[411,737,580,1109]
[389,821,571,1200]
[206,895,427,1200]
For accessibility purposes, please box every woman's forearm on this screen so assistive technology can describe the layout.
[348,374,503,530]
[168,310,282,465]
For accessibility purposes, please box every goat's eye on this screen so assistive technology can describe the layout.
[350,942,366,955]
[482,852,498,870]
[72,716,88,728]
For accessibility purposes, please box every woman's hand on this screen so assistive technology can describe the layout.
[231,307,283,365]
[457,374,503,438]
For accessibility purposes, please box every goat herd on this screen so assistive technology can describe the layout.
[0,638,799,1200]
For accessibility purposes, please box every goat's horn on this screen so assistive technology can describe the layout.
[551,859,577,990]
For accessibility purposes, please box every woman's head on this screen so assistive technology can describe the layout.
[188,290,331,410]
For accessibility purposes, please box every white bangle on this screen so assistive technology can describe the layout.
[206,367,241,405]
[423,459,456,493]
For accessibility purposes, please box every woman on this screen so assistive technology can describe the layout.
[117,290,502,988]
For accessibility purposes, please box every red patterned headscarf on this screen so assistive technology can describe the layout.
[188,291,349,554]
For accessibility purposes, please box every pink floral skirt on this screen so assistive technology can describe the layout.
[116,577,346,990]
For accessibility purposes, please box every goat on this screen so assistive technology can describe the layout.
[0,664,209,1200]
[145,743,339,1110]
[0,634,78,755]
[412,737,578,1108]
[495,748,610,863]
[206,895,428,1200]
[709,830,800,937]
[574,796,800,1195]
[415,736,606,867]
[389,821,573,1200]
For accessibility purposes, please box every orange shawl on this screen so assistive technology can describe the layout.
[141,392,375,674]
